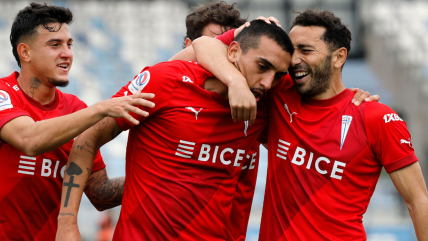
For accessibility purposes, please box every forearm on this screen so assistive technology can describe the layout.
[192,36,247,87]
[22,102,106,156]
[169,46,197,61]
[85,174,125,211]
[407,201,428,240]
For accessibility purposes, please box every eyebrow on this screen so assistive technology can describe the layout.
[295,44,313,49]
[259,57,275,68]
[46,38,73,43]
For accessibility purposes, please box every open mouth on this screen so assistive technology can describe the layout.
[57,63,69,69]
[293,71,309,80]
[251,89,265,101]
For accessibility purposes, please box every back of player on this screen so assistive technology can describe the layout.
[259,76,417,240]
[111,60,267,240]
[0,73,105,240]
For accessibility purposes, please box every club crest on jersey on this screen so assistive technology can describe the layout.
[0,90,13,111]
[129,71,150,94]
[340,115,353,150]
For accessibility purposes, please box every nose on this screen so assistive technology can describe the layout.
[291,52,301,67]
[260,72,275,90]
[60,44,73,59]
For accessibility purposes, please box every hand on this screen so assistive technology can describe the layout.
[56,222,82,241]
[234,22,250,37]
[99,90,155,125]
[350,88,380,106]
[256,16,282,28]
[228,80,257,126]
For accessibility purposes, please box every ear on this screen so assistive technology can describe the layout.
[17,43,31,65]
[227,41,241,63]
[332,47,347,69]
[185,38,192,48]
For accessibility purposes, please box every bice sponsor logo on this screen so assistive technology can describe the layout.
[128,71,150,94]
[17,156,66,178]
[277,139,346,180]
[0,90,13,110]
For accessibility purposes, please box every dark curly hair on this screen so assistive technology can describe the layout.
[291,9,352,55]
[184,1,247,47]
[10,2,73,67]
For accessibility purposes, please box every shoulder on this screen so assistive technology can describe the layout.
[363,102,401,124]
[59,90,88,110]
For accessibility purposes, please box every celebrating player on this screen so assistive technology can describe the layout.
[190,10,428,241]
[56,19,291,240]
[0,3,154,240]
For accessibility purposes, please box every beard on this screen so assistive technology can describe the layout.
[47,77,69,88]
[292,53,333,98]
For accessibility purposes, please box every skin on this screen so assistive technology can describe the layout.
[55,36,290,241]
[184,23,228,47]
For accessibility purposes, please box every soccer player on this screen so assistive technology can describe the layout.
[0,3,154,240]
[56,19,292,240]
[189,10,428,241]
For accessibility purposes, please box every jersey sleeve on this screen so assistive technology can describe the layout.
[364,102,418,173]
[0,87,30,143]
[91,150,106,172]
[112,62,180,131]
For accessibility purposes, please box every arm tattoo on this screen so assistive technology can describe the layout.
[94,117,109,131]
[29,77,41,98]
[63,162,83,207]
[85,175,125,211]
[76,141,95,156]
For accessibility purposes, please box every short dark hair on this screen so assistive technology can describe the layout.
[184,1,247,45]
[234,19,294,56]
[290,9,352,54]
[10,2,73,67]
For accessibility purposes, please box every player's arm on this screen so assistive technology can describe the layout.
[389,162,428,240]
[56,117,122,241]
[0,91,154,157]
[84,168,125,211]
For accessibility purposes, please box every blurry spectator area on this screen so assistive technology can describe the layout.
[361,0,428,184]
[0,0,424,241]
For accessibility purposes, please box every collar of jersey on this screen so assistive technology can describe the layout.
[302,89,352,107]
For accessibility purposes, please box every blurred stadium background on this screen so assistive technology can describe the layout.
[1,0,427,240]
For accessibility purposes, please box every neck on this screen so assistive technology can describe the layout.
[310,72,345,100]
[17,69,57,105]
[204,77,229,98]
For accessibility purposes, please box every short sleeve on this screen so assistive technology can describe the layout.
[0,87,30,140]
[112,62,180,131]
[364,102,418,173]
[91,150,106,172]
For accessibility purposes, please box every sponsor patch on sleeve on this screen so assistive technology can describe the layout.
[128,71,150,94]
[0,90,13,110]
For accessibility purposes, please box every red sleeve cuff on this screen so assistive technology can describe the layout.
[384,154,418,173]
[0,111,30,129]
[216,29,236,46]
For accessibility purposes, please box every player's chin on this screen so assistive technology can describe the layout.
[48,77,69,87]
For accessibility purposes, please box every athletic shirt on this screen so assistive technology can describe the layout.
[0,72,106,241]
[112,60,266,240]
[259,75,418,240]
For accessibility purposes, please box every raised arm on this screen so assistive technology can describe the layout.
[0,92,154,156]
[56,117,124,241]
[390,162,428,240]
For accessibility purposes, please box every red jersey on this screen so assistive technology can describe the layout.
[0,72,106,241]
[112,60,266,241]
[259,76,418,240]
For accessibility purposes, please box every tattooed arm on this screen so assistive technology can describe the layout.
[84,168,125,211]
[56,117,123,241]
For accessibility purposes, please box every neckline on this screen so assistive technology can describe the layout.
[14,72,60,111]
[303,89,352,107]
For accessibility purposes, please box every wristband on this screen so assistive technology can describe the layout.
[216,29,236,46]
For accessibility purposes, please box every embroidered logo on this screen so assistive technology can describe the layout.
[182,76,193,83]
[340,115,353,150]
[0,90,13,111]
[400,138,412,148]
[284,103,297,123]
[185,107,203,120]
[128,71,150,94]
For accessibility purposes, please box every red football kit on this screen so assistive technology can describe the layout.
[259,76,418,240]
[0,72,106,241]
[111,60,266,241]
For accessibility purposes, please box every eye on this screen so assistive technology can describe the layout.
[302,49,312,53]
[258,64,268,71]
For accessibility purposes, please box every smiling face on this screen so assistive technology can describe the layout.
[25,23,73,87]
[229,36,291,101]
[289,25,333,97]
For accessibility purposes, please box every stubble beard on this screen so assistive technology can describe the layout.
[295,53,333,98]
[48,77,69,88]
